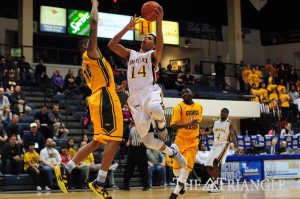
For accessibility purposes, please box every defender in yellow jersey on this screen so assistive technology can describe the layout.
[55,1,126,198]
[169,88,203,199]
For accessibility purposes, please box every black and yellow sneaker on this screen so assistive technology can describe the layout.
[89,180,112,199]
[54,166,69,193]
[169,192,178,199]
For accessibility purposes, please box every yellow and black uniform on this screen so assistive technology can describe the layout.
[170,101,203,172]
[82,51,123,144]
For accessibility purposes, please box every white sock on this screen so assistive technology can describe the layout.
[65,160,76,172]
[96,170,108,183]
[163,146,174,156]
[173,184,183,195]
[157,119,166,129]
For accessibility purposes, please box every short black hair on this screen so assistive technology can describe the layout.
[78,38,89,50]
[221,108,229,114]
[148,33,156,44]
[28,142,35,146]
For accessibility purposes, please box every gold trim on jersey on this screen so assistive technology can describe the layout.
[217,142,230,163]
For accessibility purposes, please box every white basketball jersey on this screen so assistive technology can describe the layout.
[213,119,231,145]
[127,50,156,93]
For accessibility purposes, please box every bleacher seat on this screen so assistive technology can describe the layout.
[54,138,68,148]
[18,116,34,123]
[0,174,35,191]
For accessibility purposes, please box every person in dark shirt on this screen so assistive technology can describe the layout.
[34,59,48,87]
[245,140,257,154]
[34,105,53,139]
[22,122,45,153]
[214,55,227,93]
[5,114,24,149]
[1,134,23,174]
[2,70,18,97]
[17,56,33,86]
[10,85,32,116]
[64,68,80,95]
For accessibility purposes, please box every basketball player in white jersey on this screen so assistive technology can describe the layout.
[204,108,238,193]
[108,9,186,168]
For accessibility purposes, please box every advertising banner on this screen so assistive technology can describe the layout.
[180,21,222,41]
[98,12,133,41]
[264,159,300,179]
[68,9,90,36]
[40,6,66,33]
[135,20,179,45]
[221,160,262,181]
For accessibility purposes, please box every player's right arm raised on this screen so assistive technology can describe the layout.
[87,0,101,59]
[108,15,140,61]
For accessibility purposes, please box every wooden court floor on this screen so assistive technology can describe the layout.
[0,179,300,199]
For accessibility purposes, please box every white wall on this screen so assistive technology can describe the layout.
[265,43,300,68]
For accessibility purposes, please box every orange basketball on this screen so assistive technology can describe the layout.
[141,1,160,22]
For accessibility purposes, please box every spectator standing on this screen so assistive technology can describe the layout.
[48,104,69,138]
[214,55,227,93]
[34,59,47,86]
[289,85,299,119]
[242,64,252,94]
[287,65,298,89]
[279,88,290,122]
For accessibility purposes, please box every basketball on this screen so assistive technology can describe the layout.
[141,1,160,22]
